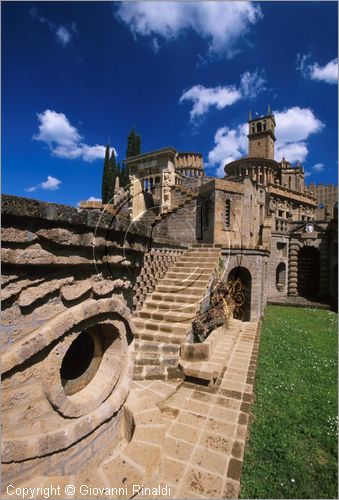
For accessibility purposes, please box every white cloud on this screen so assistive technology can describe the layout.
[207,107,324,174]
[274,107,324,144]
[296,54,338,84]
[310,59,338,84]
[33,110,110,163]
[312,162,325,173]
[275,142,309,164]
[180,70,266,121]
[274,107,324,162]
[240,70,266,98]
[180,85,241,121]
[304,171,312,178]
[115,2,262,57]
[208,124,247,176]
[30,7,77,47]
[56,26,72,46]
[25,175,61,193]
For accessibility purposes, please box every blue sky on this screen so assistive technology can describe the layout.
[2,1,338,206]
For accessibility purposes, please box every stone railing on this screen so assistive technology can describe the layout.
[274,216,289,234]
[133,247,185,310]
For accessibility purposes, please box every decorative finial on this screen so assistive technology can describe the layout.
[248,110,252,121]
[268,104,271,115]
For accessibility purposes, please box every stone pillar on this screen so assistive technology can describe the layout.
[130,176,145,221]
[288,242,299,296]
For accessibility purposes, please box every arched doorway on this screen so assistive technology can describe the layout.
[297,246,320,299]
[227,267,252,321]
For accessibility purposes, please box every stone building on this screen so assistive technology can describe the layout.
[1,108,337,497]
[125,108,337,320]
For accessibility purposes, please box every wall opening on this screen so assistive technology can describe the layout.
[60,329,104,396]
[227,267,252,321]
[276,262,286,291]
[297,246,320,299]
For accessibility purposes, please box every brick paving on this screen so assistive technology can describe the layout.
[157,320,261,499]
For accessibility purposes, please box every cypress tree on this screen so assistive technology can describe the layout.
[123,127,141,187]
[126,127,141,158]
[101,145,116,204]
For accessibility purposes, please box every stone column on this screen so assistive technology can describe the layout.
[288,242,299,296]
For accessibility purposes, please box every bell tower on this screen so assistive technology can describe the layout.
[248,105,276,160]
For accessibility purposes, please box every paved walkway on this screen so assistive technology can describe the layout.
[131,320,260,499]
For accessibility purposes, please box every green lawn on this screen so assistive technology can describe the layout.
[240,305,338,499]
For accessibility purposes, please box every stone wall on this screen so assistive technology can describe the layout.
[1,195,154,486]
[221,249,269,321]
[153,198,199,244]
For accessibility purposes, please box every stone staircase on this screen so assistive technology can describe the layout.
[133,246,221,380]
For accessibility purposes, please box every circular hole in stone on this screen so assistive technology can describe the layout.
[60,329,104,396]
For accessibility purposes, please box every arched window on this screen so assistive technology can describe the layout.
[276,263,286,291]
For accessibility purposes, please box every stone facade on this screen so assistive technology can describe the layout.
[1,107,337,496]
[126,109,337,320]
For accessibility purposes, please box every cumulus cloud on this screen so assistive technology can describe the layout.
[312,163,325,173]
[25,175,61,193]
[180,70,266,121]
[207,107,324,175]
[296,54,338,84]
[180,85,241,121]
[274,106,324,161]
[30,7,77,47]
[33,110,110,163]
[115,2,262,57]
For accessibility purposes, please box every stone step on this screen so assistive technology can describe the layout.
[134,317,189,337]
[144,298,198,313]
[136,307,195,322]
[155,283,208,295]
[178,256,219,263]
[171,259,216,273]
[165,270,211,280]
[134,328,186,345]
[174,260,217,267]
[135,339,181,355]
[151,291,203,304]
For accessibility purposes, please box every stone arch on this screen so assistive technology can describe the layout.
[297,245,320,298]
[227,267,252,321]
[276,262,286,292]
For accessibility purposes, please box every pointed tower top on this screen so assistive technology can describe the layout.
[268,104,272,115]
[248,110,252,121]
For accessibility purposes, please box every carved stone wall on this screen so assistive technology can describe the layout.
[1,195,153,487]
